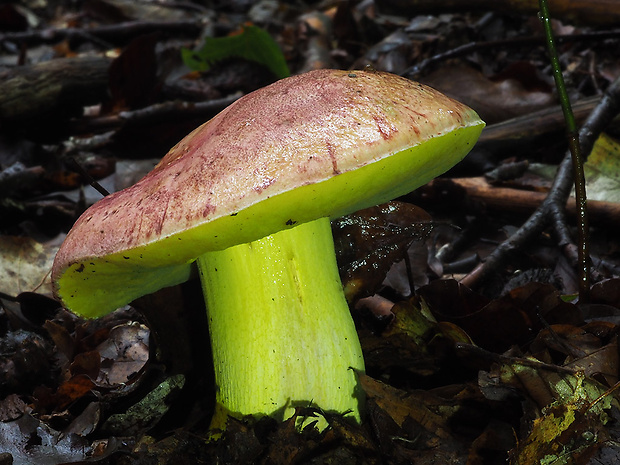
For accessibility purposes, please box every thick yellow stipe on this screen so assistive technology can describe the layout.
[197,217,365,429]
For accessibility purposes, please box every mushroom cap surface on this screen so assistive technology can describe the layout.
[53,69,484,317]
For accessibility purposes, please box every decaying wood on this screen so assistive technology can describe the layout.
[376,0,620,26]
[449,176,620,226]
[69,94,241,135]
[478,96,603,151]
[0,162,45,196]
[0,20,202,48]
[0,56,111,122]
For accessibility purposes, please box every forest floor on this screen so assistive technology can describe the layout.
[1,0,620,464]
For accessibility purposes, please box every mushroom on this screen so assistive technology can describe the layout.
[52,69,484,429]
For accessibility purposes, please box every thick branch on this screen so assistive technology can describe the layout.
[0,20,202,48]
[0,56,111,122]
[449,177,620,227]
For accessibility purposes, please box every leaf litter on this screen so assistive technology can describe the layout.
[1,0,620,463]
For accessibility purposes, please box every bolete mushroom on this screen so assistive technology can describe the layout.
[52,69,484,429]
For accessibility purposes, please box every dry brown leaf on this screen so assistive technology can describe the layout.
[422,64,554,124]
[0,236,57,297]
[359,374,452,439]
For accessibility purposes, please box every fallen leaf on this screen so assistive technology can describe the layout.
[0,236,57,297]
[509,371,616,464]
[582,133,620,202]
[0,411,92,464]
[422,64,554,124]
[334,201,433,302]
[359,374,453,440]
[95,322,149,386]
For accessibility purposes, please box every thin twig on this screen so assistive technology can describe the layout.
[67,158,110,197]
[70,94,241,135]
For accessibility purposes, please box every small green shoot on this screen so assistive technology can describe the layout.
[539,0,591,302]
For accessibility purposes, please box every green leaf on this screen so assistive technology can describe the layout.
[181,25,290,79]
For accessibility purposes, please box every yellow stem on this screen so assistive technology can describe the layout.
[196,217,365,430]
